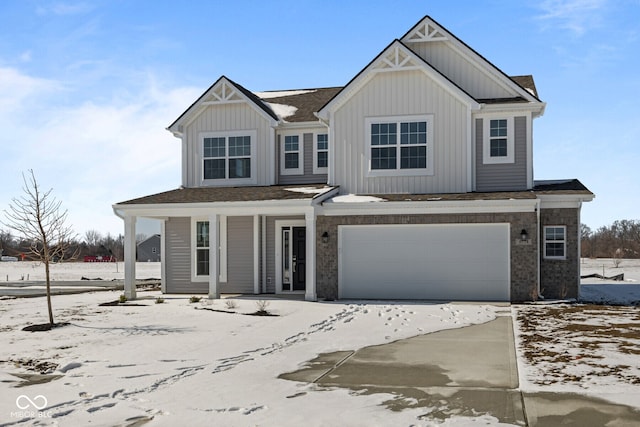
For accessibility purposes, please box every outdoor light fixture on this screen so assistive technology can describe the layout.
[322,231,329,243]
[520,229,528,241]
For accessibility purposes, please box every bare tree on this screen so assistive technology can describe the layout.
[2,170,77,326]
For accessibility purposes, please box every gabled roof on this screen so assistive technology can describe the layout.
[533,179,593,195]
[253,87,342,123]
[401,16,542,104]
[317,39,481,119]
[167,76,279,135]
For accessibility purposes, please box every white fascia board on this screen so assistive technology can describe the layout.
[319,198,538,216]
[276,121,327,131]
[478,102,545,116]
[537,194,594,209]
[113,200,317,219]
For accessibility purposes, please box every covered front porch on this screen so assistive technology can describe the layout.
[112,185,338,302]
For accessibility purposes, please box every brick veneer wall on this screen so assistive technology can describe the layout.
[540,208,580,299]
[316,212,538,302]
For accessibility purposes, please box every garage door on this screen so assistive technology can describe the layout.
[338,223,510,301]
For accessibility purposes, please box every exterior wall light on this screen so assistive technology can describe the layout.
[322,231,329,243]
[520,229,528,241]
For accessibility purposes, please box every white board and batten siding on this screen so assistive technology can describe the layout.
[339,223,510,301]
[183,103,273,187]
[407,41,517,100]
[332,70,469,195]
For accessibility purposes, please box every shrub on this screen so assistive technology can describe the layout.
[155,297,165,304]
[255,300,270,313]
[224,299,237,310]
[119,294,127,303]
[189,296,202,303]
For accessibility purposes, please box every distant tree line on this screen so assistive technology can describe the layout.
[581,220,640,259]
[0,228,148,262]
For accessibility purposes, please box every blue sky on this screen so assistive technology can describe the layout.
[0,0,639,238]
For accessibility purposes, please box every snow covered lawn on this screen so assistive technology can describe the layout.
[1,291,502,426]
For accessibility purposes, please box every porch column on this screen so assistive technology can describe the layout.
[305,211,317,301]
[123,215,137,300]
[208,213,220,299]
[160,220,166,293]
[253,215,260,294]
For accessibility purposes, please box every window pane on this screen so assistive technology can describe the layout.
[371,122,397,146]
[317,134,328,150]
[204,158,225,179]
[371,147,397,169]
[400,121,427,145]
[490,119,507,137]
[204,137,225,158]
[546,243,565,257]
[400,146,426,169]
[229,136,250,157]
[196,221,209,248]
[317,151,328,168]
[490,139,507,157]
[285,152,299,169]
[196,249,209,276]
[284,135,299,152]
[229,158,251,178]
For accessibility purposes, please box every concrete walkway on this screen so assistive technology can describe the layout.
[281,313,640,426]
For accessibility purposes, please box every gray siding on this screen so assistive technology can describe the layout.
[475,116,527,192]
[165,217,206,294]
[265,215,304,293]
[224,216,254,293]
[277,133,328,185]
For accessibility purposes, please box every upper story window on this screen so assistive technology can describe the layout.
[544,226,566,259]
[482,117,514,164]
[281,133,304,175]
[366,115,434,177]
[201,130,257,185]
[314,133,328,174]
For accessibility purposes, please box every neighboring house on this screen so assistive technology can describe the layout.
[137,234,161,262]
[113,15,593,302]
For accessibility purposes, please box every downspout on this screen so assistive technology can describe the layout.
[262,215,267,293]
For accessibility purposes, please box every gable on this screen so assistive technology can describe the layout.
[401,16,541,103]
[168,76,278,136]
[318,40,480,120]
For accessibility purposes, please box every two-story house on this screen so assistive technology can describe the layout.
[113,16,593,302]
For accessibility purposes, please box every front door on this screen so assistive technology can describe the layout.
[282,226,306,292]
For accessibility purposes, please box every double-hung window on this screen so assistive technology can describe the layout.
[201,131,256,184]
[281,133,304,175]
[544,226,566,259]
[195,221,209,276]
[314,133,328,174]
[366,115,434,176]
[482,117,514,164]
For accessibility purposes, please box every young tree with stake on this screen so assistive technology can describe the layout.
[2,170,77,327]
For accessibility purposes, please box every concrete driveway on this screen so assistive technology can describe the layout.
[281,309,640,426]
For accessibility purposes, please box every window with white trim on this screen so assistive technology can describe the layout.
[544,226,566,259]
[192,218,227,282]
[366,115,434,176]
[482,117,514,164]
[315,133,328,173]
[195,221,209,276]
[280,133,304,175]
[201,131,256,184]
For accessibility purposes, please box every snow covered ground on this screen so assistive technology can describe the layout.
[0,259,639,426]
[0,261,161,282]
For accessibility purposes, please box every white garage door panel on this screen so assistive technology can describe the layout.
[339,224,509,301]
